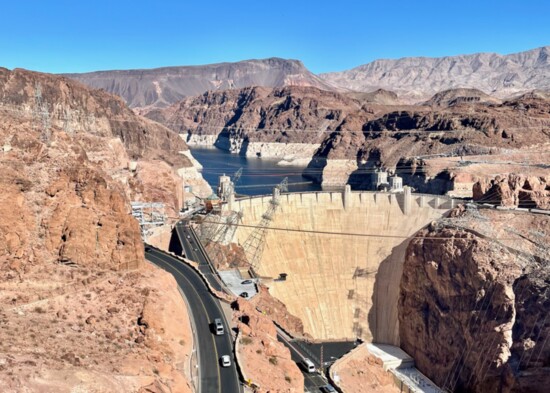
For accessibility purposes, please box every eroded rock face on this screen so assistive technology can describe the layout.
[148,81,550,192]
[249,285,308,339]
[309,92,550,189]
[144,85,363,157]
[0,68,197,391]
[233,298,304,392]
[473,174,550,209]
[399,206,550,392]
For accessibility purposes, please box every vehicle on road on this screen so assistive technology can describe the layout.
[220,355,231,367]
[239,292,249,298]
[187,235,190,239]
[301,358,316,373]
[320,385,336,393]
[241,280,253,285]
[144,246,151,252]
[213,318,224,335]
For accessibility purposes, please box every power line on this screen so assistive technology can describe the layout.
[193,218,518,241]
[171,122,550,134]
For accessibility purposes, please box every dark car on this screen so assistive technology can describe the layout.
[320,385,337,393]
[239,292,249,298]
[241,280,253,285]
[144,246,151,252]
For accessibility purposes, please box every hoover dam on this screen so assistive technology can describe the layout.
[224,187,455,344]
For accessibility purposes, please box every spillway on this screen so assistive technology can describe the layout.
[225,189,453,345]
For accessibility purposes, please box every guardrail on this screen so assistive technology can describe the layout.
[177,286,200,393]
[475,202,550,216]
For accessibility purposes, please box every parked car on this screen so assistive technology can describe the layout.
[220,355,231,367]
[241,280,253,285]
[239,292,249,298]
[320,385,336,393]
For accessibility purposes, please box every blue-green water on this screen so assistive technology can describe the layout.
[190,147,321,196]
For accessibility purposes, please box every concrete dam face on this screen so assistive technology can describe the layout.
[227,190,452,344]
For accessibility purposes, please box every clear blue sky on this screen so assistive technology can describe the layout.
[1,0,548,74]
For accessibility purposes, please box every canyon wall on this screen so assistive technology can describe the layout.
[0,68,200,391]
[399,206,550,392]
[144,85,364,163]
[148,83,550,195]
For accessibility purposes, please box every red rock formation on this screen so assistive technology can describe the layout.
[233,298,304,392]
[250,285,308,339]
[0,68,198,391]
[473,174,550,209]
[399,206,550,392]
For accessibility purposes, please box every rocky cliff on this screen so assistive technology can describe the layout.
[233,298,304,392]
[321,46,550,101]
[307,90,550,189]
[146,81,550,191]
[399,206,550,392]
[64,57,339,109]
[145,85,364,160]
[473,174,550,209]
[0,68,200,391]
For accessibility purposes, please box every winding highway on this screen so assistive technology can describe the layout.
[145,247,241,393]
[173,220,224,291]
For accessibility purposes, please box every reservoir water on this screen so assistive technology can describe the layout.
[190,147,321,196]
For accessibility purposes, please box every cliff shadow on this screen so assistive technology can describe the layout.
[168,229,183,256]
[303,156,327,184]
[347,165,375,190]
[367,237,412,346]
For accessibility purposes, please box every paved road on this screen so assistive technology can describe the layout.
[145,247,241,393]
[173,220,224,292]
[277,331,330,393]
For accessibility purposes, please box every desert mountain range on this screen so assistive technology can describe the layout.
[65,46,550,108]
[63,57,337,109]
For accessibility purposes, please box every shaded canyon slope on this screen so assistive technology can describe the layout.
[0,68,196,392]
[64,57,340,109]
[399,206,550,393]
[144,85,365,157]
[320,46,550,102]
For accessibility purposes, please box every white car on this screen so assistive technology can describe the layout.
[220,355,231,367]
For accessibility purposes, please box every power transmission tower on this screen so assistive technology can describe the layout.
[199,167,243,244]
[204,210,244,268]
[240,177,288,272]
